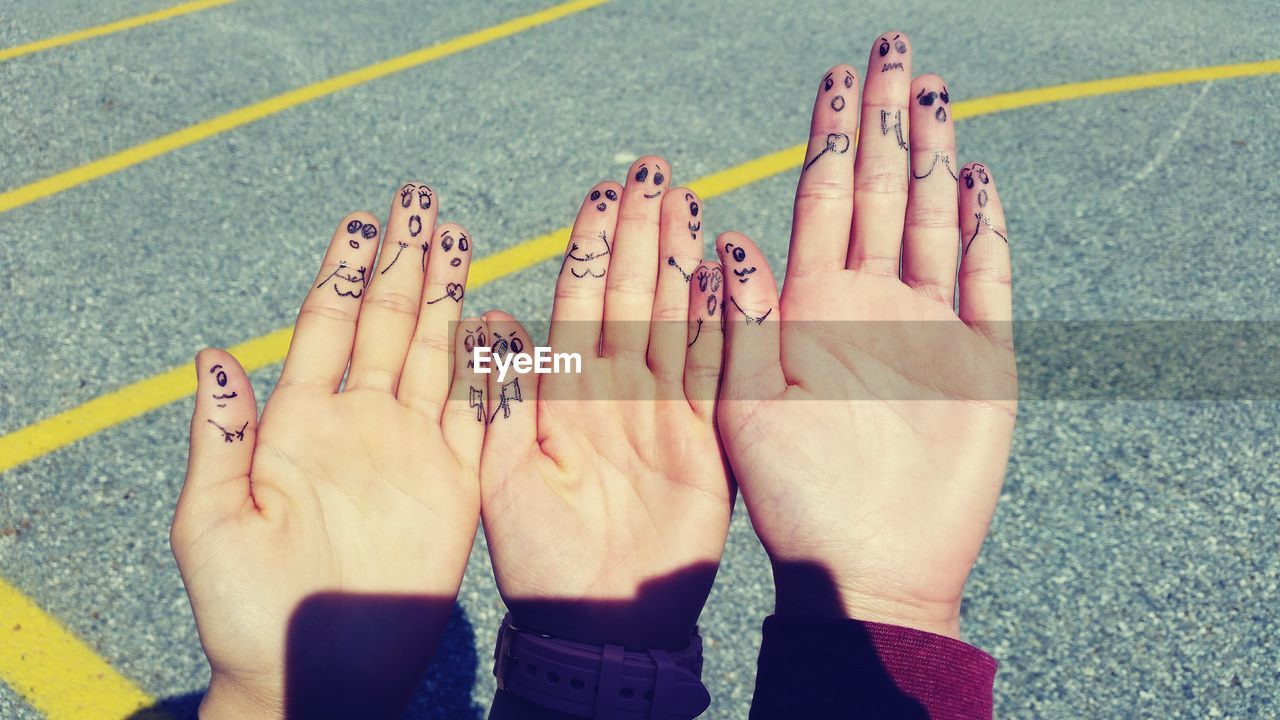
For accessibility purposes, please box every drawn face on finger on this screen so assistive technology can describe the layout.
[439,229,470,267]
[724,242,756,284]
[463,325,487,368]
[822,68,856,112]
[490,331,525,360]
[695,265,724,315]
[633,162,666,199]
[877,34,908,72]
[960,163,990,192]
[589,187,619,212]
[685,192,701,239]
[209,363,238,407]
[345,219,378,249]
[916,84,951,122]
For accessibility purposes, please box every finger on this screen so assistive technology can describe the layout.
[684,261,725,422]
[602,155,670,358]
[478,311,539,495]
[441,317,488,474]
[548,181,622,357]
[787,65,859,280]
[717,232,785,400]
[347,182,438,393]
[648,188,704,381]
[849,31,913,274]
[178,349,260,527]
[957,163,1013,350]
[399,223,474,417]
[278,212,380,391]
[902,75,961,302]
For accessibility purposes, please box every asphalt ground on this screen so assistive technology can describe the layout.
[1,0,1279,717]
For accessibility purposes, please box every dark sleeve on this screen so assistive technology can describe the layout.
[749,616,997,720]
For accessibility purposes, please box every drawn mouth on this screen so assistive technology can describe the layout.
[688,221,701,233]
[212,393,238,400]
[450,258,462,267]
[596,202,608,211]
[882,62,904,72]
[734,267,756,277]
[935,106,947,122]
[644,191,662,199]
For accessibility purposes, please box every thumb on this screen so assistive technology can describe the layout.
[175,349,260,534]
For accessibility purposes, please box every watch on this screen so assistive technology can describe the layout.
[492,613,711,719]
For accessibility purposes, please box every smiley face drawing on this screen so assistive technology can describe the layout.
[209,363,237,407]
[590,187,618,212]
[724,242,756,284]
[878,34,908,72]
[439,229,469,268]
[634,162,666,199]
[822,68,856,112]
[317,261,367,298]
[916,84,951,123]
[562,230,611,279]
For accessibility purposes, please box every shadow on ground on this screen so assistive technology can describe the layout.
[127,601,480,720]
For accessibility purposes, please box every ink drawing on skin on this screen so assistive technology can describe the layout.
[916,84,951,123]
[878,33,907,72]
[962,164,1007,254]
[724,243,771,325]
[317,261,366,298]
[686,192,701,240]
[562,230,611,279]
[634,163,666,199]
[209,364,237,408]
[804,132,851,172]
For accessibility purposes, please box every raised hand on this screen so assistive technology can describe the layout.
[172,184,486,719]
[717,34,1017,639]
[478,158,732,650]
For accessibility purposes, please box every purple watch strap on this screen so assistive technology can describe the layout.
[493,614,711,719]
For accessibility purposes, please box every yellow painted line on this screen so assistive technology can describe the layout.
[0,58,1277,716]
[0,0,237,62]
[0,0,611,215]
[1,58,1278,479]
[0,577,169,720]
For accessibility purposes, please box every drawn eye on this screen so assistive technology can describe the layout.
[940,88,949,103]
[441,233,454,252]
[654,171,665,185]
[400,188,413,209]
[895,40,907,54]
[635,166,649,183]
[697,268,709,291]
[418,189,432,209]
[732,246,746,263]
[361,224,378,240]
[464,334,476,353]
[844,72,854,89]
[605,189,618,201]
[214,371,227,387]
[478,331,487,347]
[823,75,834,92]
[689,201,699,217]
[962,170,974,189]
[459,235,469,252]
[918,91,936,106]
[511,337,524,355]
[879,40,889,56]
[590,190,601,201]
[978,168,989,184]
[347,220,362,234]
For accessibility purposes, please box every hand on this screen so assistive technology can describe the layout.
[478,158,732,650]
[171,184,486,719]
[715,34,1017,639]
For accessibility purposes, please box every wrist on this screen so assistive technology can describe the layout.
[199,674,283,720]
[771,561,962,640]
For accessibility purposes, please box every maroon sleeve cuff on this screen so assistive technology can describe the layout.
[750,615,997,719]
